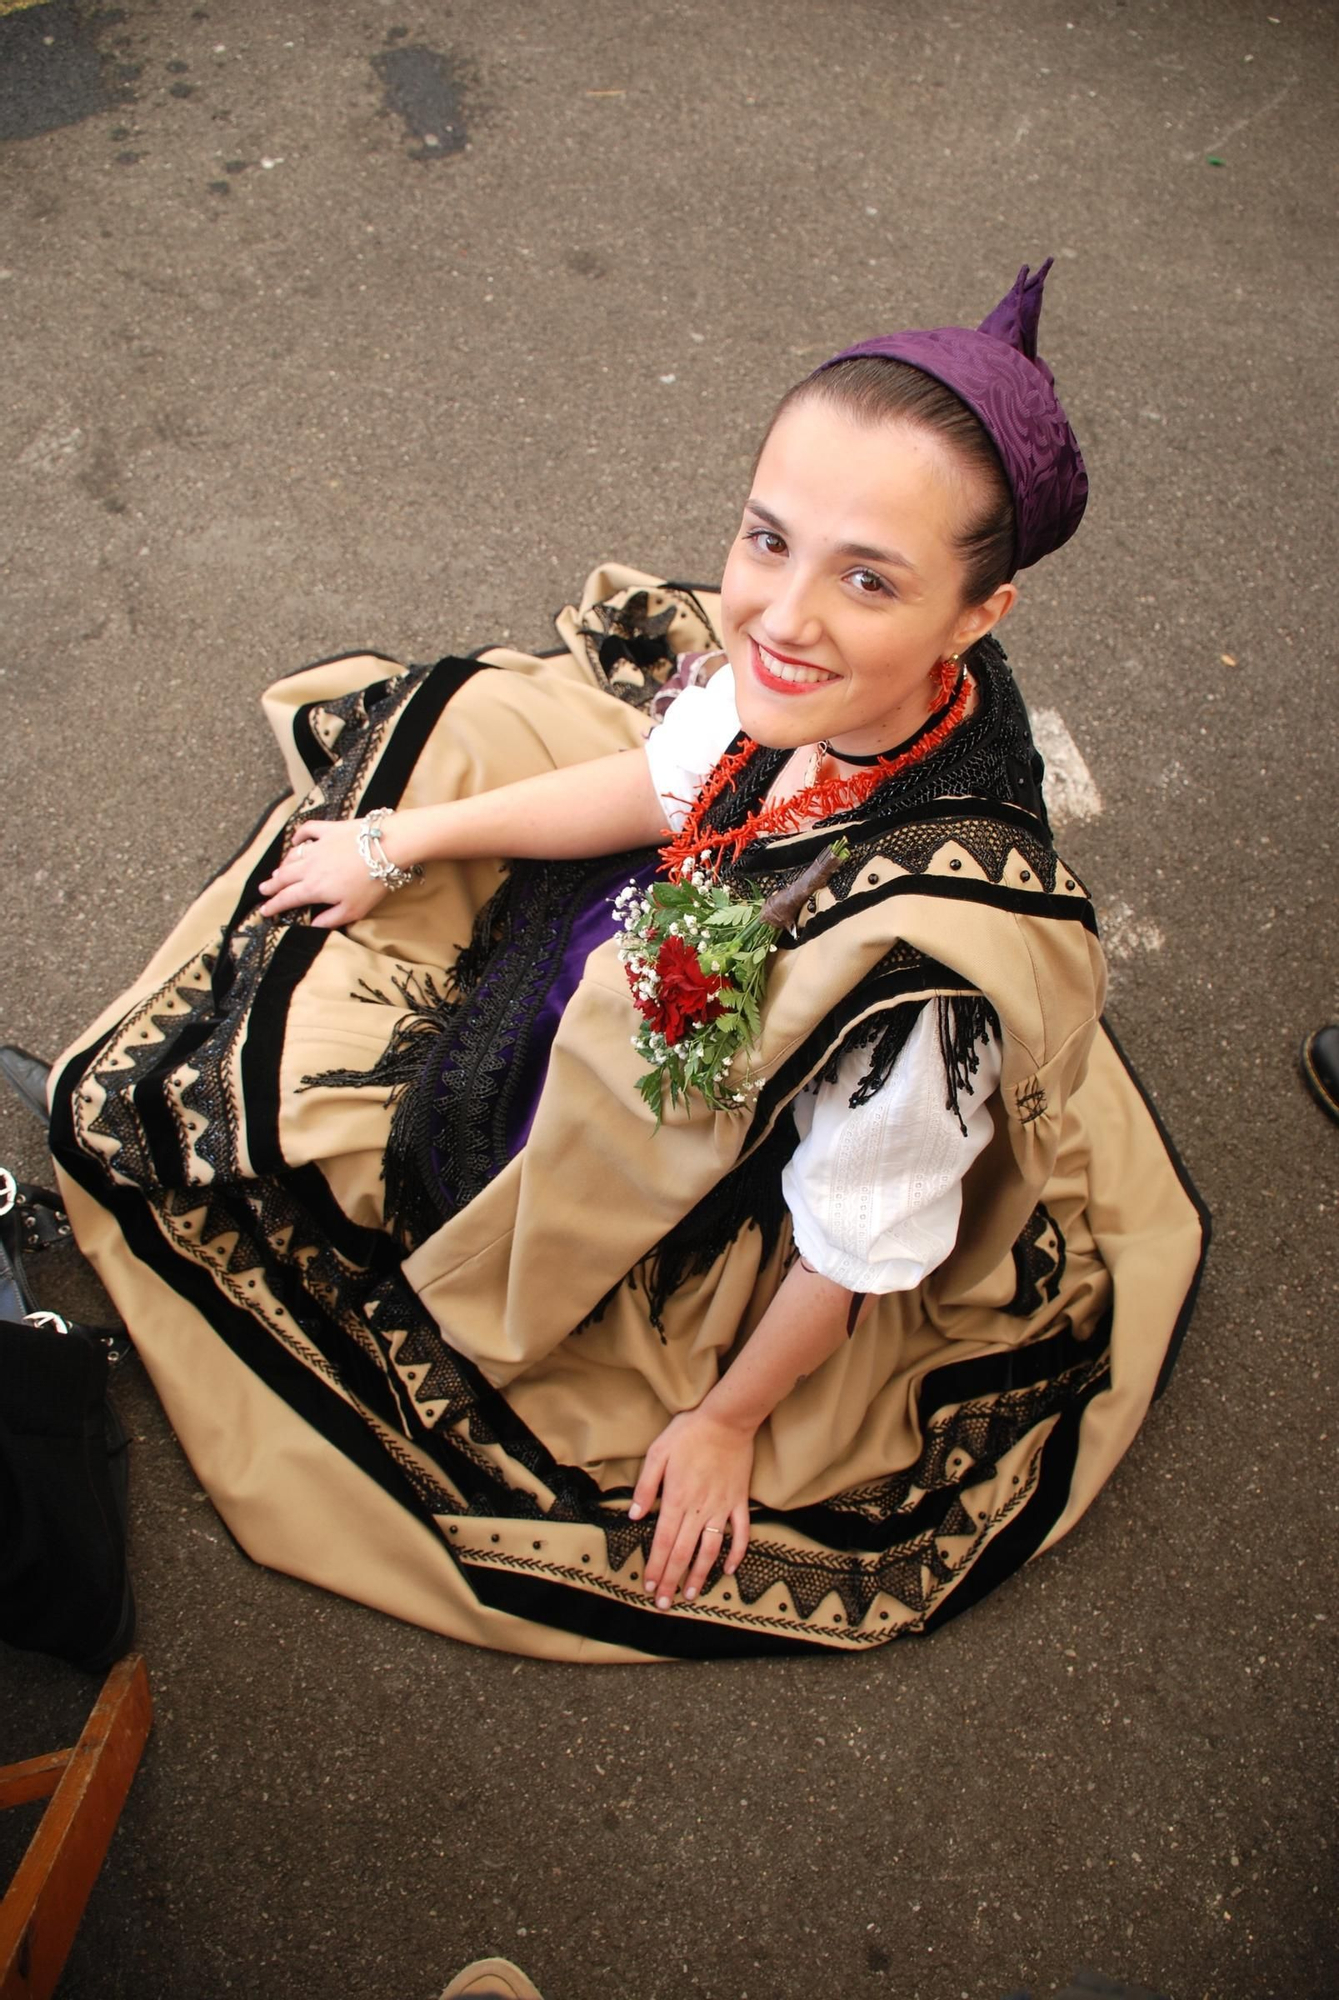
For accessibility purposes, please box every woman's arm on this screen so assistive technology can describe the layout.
[631,1010,1002,1609]
[631,1262,865,1609]
[258,745,666,927]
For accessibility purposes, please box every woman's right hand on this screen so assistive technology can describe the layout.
[257,819,393,930]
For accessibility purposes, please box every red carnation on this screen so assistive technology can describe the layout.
[646,935,727,1046]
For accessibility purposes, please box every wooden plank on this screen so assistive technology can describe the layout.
[0,1657,152,2000]
[0,1760,68,1814]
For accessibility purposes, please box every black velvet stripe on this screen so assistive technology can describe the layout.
[46,1128,444,1539]
[909,1311,1105,1413]
[240,926,326,1177]
[357,658,486,816]
[50,1032,123,1153]
[780,872,1099,951]
[767,1316,1106,1555]
[463,1560,820,1659]
[1097,1019,1211,1400]
[200,791,291,896]
[773,1480,963,1556]
[128,1057,192,1189]
[235,834,298,946]
[918,1381,1096,1633]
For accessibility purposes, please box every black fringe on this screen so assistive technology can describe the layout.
[838,1002,928,1109]
[299,965,465,1250]
[936,993,1000,1135]
[638,1113,802,1333]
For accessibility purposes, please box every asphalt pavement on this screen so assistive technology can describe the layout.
[2,2,1336,1996]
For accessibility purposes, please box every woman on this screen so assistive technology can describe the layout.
[48,263,1207,1660]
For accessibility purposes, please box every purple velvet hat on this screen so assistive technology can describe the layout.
[816,260,1088,572]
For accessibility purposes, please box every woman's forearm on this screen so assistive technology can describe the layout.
[700,1261,865,1437]
[383,746,668,870]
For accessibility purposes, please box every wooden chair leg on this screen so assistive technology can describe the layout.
[0,1655,153,2000]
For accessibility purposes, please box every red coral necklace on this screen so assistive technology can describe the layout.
[660,656,972,879]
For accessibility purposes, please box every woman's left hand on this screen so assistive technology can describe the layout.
[630,1408,754,1610]
[256,819,390,930]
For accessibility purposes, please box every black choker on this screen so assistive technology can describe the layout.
[819,665,967,766]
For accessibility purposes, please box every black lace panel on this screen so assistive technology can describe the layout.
[1005,1202,1068,1318]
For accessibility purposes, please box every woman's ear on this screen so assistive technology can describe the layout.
[950,581,1018,656]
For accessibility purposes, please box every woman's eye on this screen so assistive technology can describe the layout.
[746,528,786,557]
[849,567,891,597]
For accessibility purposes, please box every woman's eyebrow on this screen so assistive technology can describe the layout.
[744,499,920,576]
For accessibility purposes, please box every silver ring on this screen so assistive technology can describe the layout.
[701,1524,726,1536]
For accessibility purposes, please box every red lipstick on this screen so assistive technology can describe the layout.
[749,637,838,697]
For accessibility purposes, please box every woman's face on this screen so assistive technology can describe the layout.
[719,397,1015,757]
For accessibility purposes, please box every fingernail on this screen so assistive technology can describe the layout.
[628,1504,642,1521]
[644,1579,656,1594]
[656,1595,671,1610]
[684,1586,696,1600]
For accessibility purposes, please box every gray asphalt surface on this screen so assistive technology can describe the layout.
[2,2,1336,1997]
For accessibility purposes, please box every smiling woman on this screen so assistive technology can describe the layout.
[44,263,1207,1660]
[723,404,1013,760]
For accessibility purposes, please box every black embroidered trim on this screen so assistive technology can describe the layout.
[304,848,657,1246]
[420,852,649,1219]
[291,668,405,780]
[574,585,722,713]
[1006,1202,1068,1318]
[359,1273,1110,1634]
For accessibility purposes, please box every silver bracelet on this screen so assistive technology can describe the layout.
[355,808,421,892]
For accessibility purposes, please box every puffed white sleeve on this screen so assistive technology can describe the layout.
[642,660,743,832]
[781,1005,1002,1294]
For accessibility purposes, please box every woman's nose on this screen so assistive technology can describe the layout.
[759,571,823,650]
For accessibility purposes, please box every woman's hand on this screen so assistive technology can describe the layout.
[629,1408,754,1610]
[256,820,390,930]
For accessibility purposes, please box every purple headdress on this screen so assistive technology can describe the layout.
[816,260,1088,572]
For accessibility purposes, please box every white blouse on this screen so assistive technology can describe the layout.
[642,663,1000,1295]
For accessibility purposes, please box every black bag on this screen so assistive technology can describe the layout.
[0,1169,135,1673]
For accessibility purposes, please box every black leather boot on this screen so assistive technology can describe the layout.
[1300,1024,1339,1124]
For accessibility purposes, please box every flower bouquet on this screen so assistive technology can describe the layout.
[616,842,848,1121]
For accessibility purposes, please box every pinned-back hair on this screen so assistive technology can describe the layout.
[760,358,1018,609]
